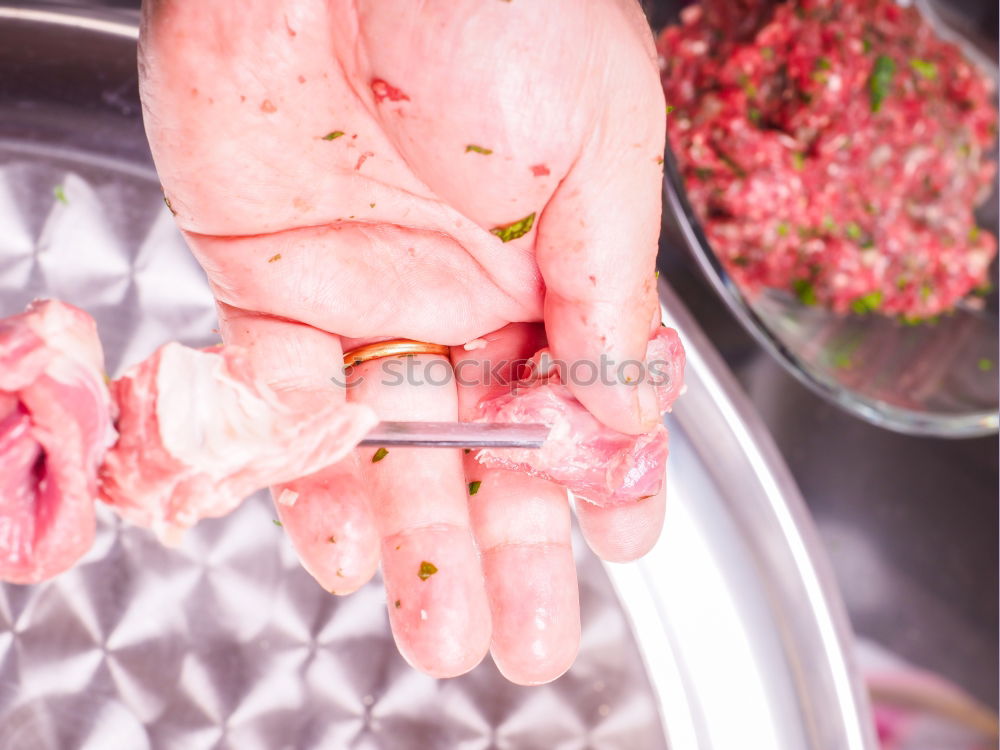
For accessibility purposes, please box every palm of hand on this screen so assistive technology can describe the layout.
[140,0,666,683]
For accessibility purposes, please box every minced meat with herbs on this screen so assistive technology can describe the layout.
[657,0,997,319]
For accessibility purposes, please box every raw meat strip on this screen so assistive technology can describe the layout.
[473,326,685,506]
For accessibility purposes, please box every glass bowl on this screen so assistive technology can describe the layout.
[652,0,999,437]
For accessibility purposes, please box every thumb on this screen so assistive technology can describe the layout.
[536,36,665,435]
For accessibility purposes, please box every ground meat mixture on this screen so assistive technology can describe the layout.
[657,0,998,319]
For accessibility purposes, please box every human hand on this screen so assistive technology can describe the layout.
[139,0,667,683]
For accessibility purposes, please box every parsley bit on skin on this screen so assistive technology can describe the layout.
[417,561,438,580]
[267,253,282,263]
[54,185,68,205]
[273,519,283,527]
[372,447,389,463]
[465,144,493,155]
[322,130,345,140]
[490,212,536,243]
[468,480,482,496]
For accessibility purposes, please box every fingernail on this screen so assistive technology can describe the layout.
[636,382,660,431]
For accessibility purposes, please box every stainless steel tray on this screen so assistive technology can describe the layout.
[0,5,876,749]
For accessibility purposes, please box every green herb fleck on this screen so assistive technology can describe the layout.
[322,130,345,140]
[862,39,872,54]
[968,225,981,243]
[468,480,482,496]
[371,447,389,463]
[816,57,833,71]
[737,74,757,98]
[490,212,536,243]
[694,167,713,180]
[792,152,805,171]
[851,290,883,314]
[919,283,933,301]
[465,144,493,155]
[748,108,762,125]
[666,104,676,115]
[902,314,940,326]
[717,151,747,178]
[868,55,896,113]
[833,353,854,369]
[793,279,818,306]
[54,185,68,205]
[974,281,993,297]
[776,222,790,237]
[273,519,283,527]
[978,358,993,372]
[909,59,937,80]
[417,561,438,581]
[761,47,774,60]
[268,253,282,263]
[845,222,863,240]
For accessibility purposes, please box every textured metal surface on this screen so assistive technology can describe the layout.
[0,5,877,750]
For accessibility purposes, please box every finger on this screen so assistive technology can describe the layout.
[464,467,580,685]
[534,3,666,435]
[349,353,490,678]
[217,304,379,593]
[271,458,377,595]
[454,324,581,684]
[574,484,667,564]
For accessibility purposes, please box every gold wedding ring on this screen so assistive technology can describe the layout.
[342,339,450,367]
